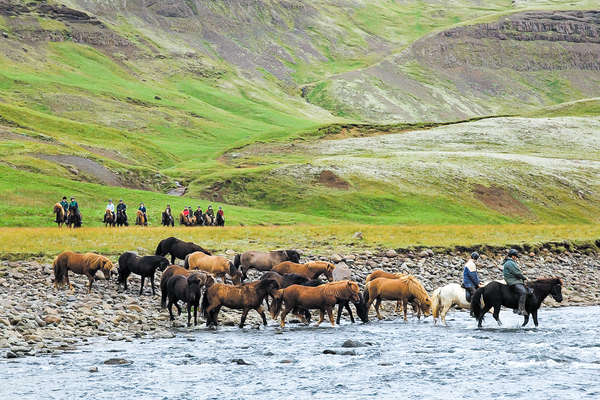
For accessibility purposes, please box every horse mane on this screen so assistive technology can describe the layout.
[321,281,358,298]
[533,277,563,287]
[403,276,430,304]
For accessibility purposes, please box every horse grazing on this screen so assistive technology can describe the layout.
[201,279,280,328]
[160,265,214,308]
[66,209,82,228]
[184,251,242,285]
[117,252,169,295]
[104,209,115,227]
[53,203,66,227]
[364,270,412,313]
[274,281,360,328]
[162,211,174,227]
[166,274,209,327]
[179,212,196,226]
[135,210,147,226]
[471,278,563,327]
[116,209,127,227]
[272,261,335,282]
[364,276,432,321]
[53,251,115,293]
[234,250,301,281]
[155,236,211,264]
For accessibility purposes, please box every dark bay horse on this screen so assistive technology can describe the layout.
[160,266,214,308]
[471,278,563,327]
[116,209,128,227]
[117,252,169,295]
[155,236,211,264]
[166,274,210,327]
[66,209,82,228]
[162,211,174,227]
[234,250,301,281]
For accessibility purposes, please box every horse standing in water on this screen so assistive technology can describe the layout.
[53,203,66,227]
[471,277,563,327]
[364,276,432,321]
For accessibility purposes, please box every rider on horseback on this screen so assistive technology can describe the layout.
[503,248,528,316]
[194,206,203,225]
[138,203,147,225]
[117,199,127,224]
[105,199,115,222]
[206,205,215,219]
[69,197,80,217]
[462,251,481,302]
[60,196,69,215]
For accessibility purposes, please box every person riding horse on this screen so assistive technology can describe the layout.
[138,203,148,225]
[206,205,215,219]
[117,199,128,224]
[462,251,481,302]
[105,199,115,222]
[68,197,80,217]
[60,196,69,216]
[194,207,203,225]
[503,249,528,316]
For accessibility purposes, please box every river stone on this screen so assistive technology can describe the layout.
[331,254,343,263]
[231,358,252,365]
[385,249,398,258]
[322,349,337,355]
[89,366,98,372]
[127,304,143,313]
[333,263,351,281]
[103,358,132,365]
[43,315,61,325]
[341,339,366,348]
[5,351,17,359]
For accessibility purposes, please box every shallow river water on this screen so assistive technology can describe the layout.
[2,306,599,399]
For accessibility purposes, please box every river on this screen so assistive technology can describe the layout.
[2,306,599,399]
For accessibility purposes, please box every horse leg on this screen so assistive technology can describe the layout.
[280,305,290,328]
[327,308,335,327]
[187,303,192,327]
[168,299,175,321]
[239,309,249,328]
[150,275,156,296]
[336,303,343,325]
[87,274,95,293]
[346,302,355,323]
[175,301,182,316]
[170,254,175,264]
[374,298,383,320]
[66,271,73,291]
[522,314,529,327]
[532,310,539,327]
[477,304,492,328]
[139,276,145,296]
[403,300,408,321]
[257,306,268,326]
[441,304,452,326]
[492,306,502,326]
[316,309,325,327]
[395,300,401,313]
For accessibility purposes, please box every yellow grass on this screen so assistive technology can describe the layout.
[1,224,599,259]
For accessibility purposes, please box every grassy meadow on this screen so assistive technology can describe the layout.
[2,224,599,259]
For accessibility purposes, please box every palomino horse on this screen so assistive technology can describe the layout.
[201,278,280,328]
[155,236,211,264]
[135,210,147,226]
[272,261,335,282]
[53,203,66,227]
[53,251,115,293]
[364,276,432,321]
[274,281,360,328]
[184,251,242,285]
[234,250,301,281]
[431,280,505,326]
[117,252,169,295]
[104,209,115,227]
[179,212,196,226]
[166,274,210,327]
[471,278,563,327]
[160,266,214,308]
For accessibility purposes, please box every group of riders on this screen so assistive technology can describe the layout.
[55,196,225,227]
[463,248,529,315]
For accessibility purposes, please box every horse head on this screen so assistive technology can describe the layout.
[419,297,433,317]
[229,262,242,285]
[550,278,563,303]
[324,263,335,282]
[158,257,170,272]
[346,281,360,303]
[285,250,300,263]
[269,289,284,319]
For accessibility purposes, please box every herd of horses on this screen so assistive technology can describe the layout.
[51,236,564,330]
[176,211,224,227]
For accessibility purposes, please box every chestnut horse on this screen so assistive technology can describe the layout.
[184,251,241,285]
[104,209,115,227]
[274,281,360,327]
[364,276,432,321]
[53,203,66,227]
[365,270,420,314]
[234,250,301,281]
[179,212,196,226]
[272,261,335,282]
[201,278,279,328]
[53,251,115,293]
[135,210,146,226]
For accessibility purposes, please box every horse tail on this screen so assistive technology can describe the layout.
[431,288,441,319]
[471,287,485,319]
[233,254,241,269]
[363,282,370,305]
[184,254,190,269]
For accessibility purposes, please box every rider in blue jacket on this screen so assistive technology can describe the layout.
[463,252,481,302]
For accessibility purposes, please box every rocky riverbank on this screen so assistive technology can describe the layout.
[1,249,598,358]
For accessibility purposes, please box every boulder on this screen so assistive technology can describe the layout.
[333,262,352,281]
[385,249,398,258]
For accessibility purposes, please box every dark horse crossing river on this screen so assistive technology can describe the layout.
[2,306,599,399]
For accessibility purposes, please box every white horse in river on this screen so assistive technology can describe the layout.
[432,281,505,326]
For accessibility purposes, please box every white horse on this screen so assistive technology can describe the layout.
[432,281,505,326]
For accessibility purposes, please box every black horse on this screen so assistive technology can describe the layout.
[162,211,174,227]
[166,274,204,327]
[117,252,169,295]
[471,277,563,327]
[116,209,128,227]
[155,236,211,264]
[66,209,82,228]
[216,213,225,227]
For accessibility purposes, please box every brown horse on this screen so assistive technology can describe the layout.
[364,276,432,321]
[184,252,242,285]
[104,209,115,227]
[201,279,279,328]
[179,212,196,226]
[234,250,301,281]
[135,210,146,226]
[365,270,420,314]
[53,251,116,293]
[274,281,360,328]
[272,261,335,282]
[160,265,215,307]
[53,203,66,227]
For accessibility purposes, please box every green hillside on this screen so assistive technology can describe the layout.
[0,0,599,227]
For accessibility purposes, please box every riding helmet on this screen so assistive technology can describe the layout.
[471,251,479,260]
[508,248,519,257]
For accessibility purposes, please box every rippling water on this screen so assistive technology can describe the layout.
[3,306,599,399]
